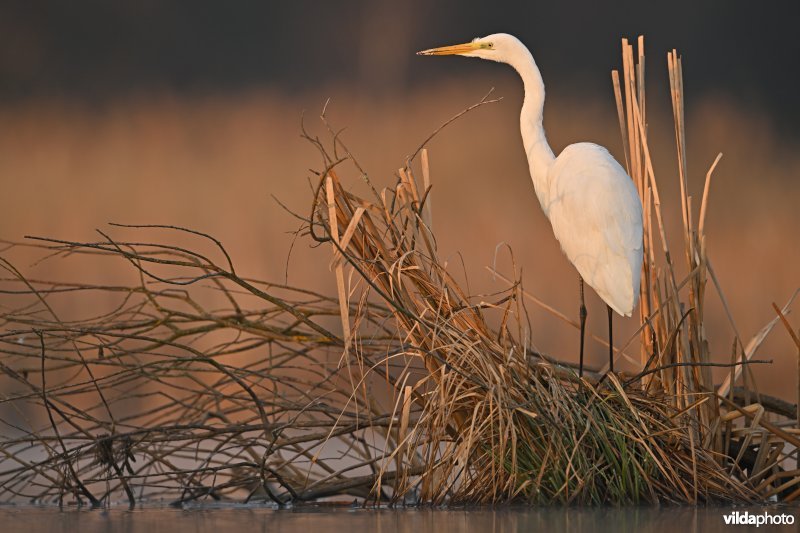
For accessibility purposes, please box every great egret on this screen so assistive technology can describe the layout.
[418,33,643,376]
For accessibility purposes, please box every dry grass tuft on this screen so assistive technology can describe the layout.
[1,37,798,507]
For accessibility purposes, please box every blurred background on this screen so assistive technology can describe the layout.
[1,1,798,396]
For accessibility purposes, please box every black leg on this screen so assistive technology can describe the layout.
[579,276,587,377]
[607,305,614,374]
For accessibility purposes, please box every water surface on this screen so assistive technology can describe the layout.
[1,504,796,532]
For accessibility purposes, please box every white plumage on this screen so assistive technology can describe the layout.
[419,33,644,373]
[547,143,643,316]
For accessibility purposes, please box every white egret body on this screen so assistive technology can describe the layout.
[418,33,643,374]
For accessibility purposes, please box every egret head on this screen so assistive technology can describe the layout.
[416,33,527,64]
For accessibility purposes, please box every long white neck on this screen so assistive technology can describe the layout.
[510,51,555,214]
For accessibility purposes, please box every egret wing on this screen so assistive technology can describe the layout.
[546,143,643,315]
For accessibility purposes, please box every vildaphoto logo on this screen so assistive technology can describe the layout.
[723,510,795,527]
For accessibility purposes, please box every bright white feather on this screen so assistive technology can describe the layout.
[547,143,643,315]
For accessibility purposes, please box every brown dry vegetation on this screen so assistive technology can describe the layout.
[1,39,799,506]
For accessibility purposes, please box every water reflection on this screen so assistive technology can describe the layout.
[0,505,796,533]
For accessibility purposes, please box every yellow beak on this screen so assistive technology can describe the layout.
[416,41,481,56]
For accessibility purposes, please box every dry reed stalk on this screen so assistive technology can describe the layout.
[611,36,800,500]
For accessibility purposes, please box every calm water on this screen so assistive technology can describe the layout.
[0,504,797,532]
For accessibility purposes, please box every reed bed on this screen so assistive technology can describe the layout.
[1,38,799,507]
